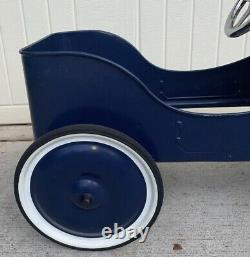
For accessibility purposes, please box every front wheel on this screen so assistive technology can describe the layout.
[14,125,163,250]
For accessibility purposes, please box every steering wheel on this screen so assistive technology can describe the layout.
[225,0,250,37]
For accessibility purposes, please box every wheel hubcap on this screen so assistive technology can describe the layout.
[30,141,147,237]
[17,133,159,249]
[71,176,106,210]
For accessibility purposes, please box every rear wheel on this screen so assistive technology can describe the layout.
[14,125,163,250]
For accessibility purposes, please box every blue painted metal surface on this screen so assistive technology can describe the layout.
[20,30,250,162]
[30,141,147,237]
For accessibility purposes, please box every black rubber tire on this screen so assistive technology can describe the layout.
[14,124,164,251]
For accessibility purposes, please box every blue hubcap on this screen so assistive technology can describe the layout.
[30,141,147,237]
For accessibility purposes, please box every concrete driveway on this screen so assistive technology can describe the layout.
[1,126,250,257]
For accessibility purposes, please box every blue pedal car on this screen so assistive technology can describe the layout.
[15,0,250,250]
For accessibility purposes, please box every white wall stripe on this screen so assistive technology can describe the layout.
[0,28,13,105]
[215,0,223,66]
[163,0,167,68]
[72,0,78,30]
[245,27,250,56]
[135,0,141,50]
[19,0,28,45]
[0,0,27,104]
[45,0,52,34]
[242,34,247,57]
[189,0,195,70]
[22,0,50,43]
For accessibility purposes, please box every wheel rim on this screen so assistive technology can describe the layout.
[18,134,159,249]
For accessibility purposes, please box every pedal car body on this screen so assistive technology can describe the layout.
[15,0,250,249]
[21,31,250,162]
[16,29,250,250]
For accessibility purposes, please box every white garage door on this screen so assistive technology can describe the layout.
[0,0,249,124]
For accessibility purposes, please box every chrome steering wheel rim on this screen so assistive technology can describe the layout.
[225,0,250,37]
